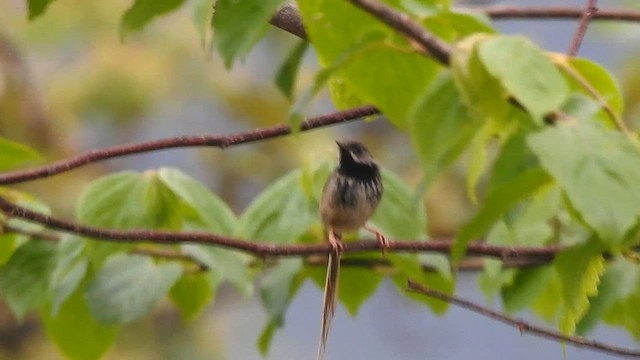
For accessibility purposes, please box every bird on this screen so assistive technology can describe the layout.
[316,140,387,360]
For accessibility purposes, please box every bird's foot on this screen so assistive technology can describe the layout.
[328,230,344,253]
[364,225,389,255]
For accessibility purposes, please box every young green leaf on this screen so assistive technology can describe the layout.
[578,257,640,335]
[297,0,439,127]
[0,137,42,171]
[120,0,188,39]
[528,120,640,246]
[181,245,252,296]
[275,40,309,99]
[212,0,286,68]
[409,74,479,186]
[27,0,56,19]
[170,272,218,322]
[555,238,605,335]
[42,290,119,360]
[192,0,215,48]
[371,169,428,239]
[554,55,623,127]
[502,266,554,314]
[258,259,304,355]
[453,168,553,262]
[0,241,57,321]
[157,167,237,235]
[86,254,182,324]
[0,233,18,266]
[239,169,318,243]
[478,35,569,121]
[49,236,88,315]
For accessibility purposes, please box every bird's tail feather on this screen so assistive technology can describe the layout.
[316,246,340,360]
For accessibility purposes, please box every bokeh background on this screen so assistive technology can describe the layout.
[1,0,640,359]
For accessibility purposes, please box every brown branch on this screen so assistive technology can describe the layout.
[0,196,560,261]
[346,0,451,65]
[483,5,640,22]
[1,221,210,270]
[270,3,307,39]
[0,105,379,185]
[406,280,640,359]
[269,4,640,44]
[568,0,598,56]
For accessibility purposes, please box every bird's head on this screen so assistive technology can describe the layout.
[337,140,376,167]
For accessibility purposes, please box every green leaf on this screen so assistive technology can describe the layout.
[389,254,453,314]
[423,10,495,42]
[409,74,479,186]
[86,254,182,324]
[157,167,237,234]
[502,266,554,313]
[275,40,309,99]
[578,257,639,335]
[0,233,18,265]
[478,35,569,121]
[450,34,509,123]
[27,0,56,19]
[555,239,605,335]
[170,272,217,322]
[192,0,215,48]
[120,0,188,39]
[528,120,640,245]
[258,259,304,355]
[371,169,427,239]
[297,0,439,127]
[0,137,42,171]
[239,169,318,243]
[42,290,119,360]
[0,241,56,321]
[338,258,384,315]
[453,168,553,262]
[557,56,623,126]
[531,269,563,323]
[212,0,285,67]
[77,171,181,263]
[181,245,252,296]
[49,236,88,315]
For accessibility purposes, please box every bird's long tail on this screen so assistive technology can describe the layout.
[316,232,341,360]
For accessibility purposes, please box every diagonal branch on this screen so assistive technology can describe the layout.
[0,196,560,261]
[346,0,452,65]
[407,280,640,359]
[0,105,378,185]
[568,0,599,56]
[270,4,640,42]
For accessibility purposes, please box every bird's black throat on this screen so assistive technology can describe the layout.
[337,160,379,182]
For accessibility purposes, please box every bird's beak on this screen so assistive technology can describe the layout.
[336,141,345,150]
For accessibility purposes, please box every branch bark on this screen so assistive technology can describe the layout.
[0,105,378,185]
[407,280,640,359]
[0,196,560,261]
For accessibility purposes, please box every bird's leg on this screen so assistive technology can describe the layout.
[328,229,344,252]
[364,225,389,253]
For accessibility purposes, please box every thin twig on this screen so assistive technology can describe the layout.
[346,0,452,65]
[406,280,640,359]
[0,105,378,185]
[0,196,560,260]
[1,221,210,270]
[483,5,639,22]
[568,0,598,56]
[269,5,640,42]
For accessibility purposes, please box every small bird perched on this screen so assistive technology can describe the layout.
[316,140,387,360]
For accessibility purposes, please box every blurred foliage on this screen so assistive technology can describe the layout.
[1,0,640,359]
